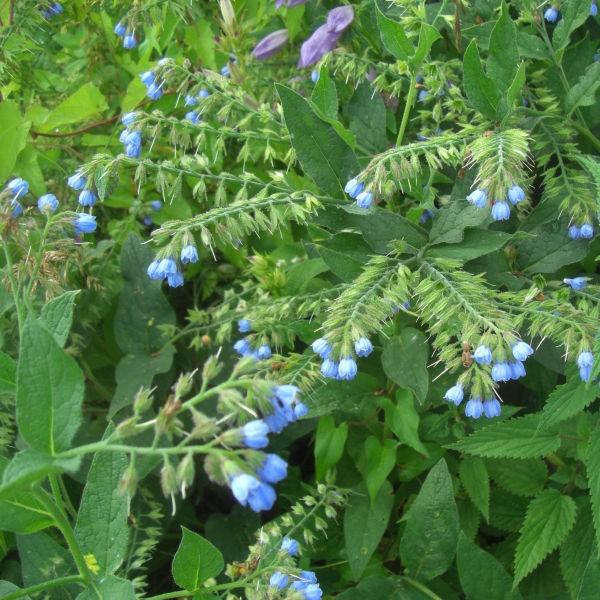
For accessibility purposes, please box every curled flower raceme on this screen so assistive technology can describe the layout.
[252,29,289,60]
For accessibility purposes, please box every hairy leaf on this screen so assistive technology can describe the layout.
[315,415,348,480]
[459,456,489,521]
[485,458,547,497]
[463,40,500,120]
[539,376,599,430]
[362,437,396,504]
[487,2,519,95]
[565,61,600,114]
[40,291,79,348]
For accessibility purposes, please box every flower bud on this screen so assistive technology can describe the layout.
[160,459,178,497]
[133,387,154,414]
[220,0,236,34]
[176,454,195,497]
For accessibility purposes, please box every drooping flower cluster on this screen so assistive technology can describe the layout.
[114,19,137,49]
[183,88,210,124]
[147,238,199,288]
[2,178,29,217]
[234,319,272,360]
[568,222,594,240]
[66,169,97,208]
[311,336,373,381]
[466,184,526,221]
[139,58,171,101]
[119,112,142,158]
[42,2,63,18]
[344,177,373,209]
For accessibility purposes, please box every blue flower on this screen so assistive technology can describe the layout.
[483,398,501,418]
[114,22,126,36]
[143,217,153,226]
[568,225,580,240]
[473,345,492,365]
[147,82,164,100]
[10,200,22,217]
[180,244,199,264]
[444,383,464,405]
[258,454,287,483]
[356,191,373,209]
[491,362,511,382]
[294,403,308,418]
[231,473,260,505]
[221,65,231,77]
[354,337,373,357]
[509,360,526,379]
[167,271,184,287]
[419,209,435,224]
[264,398,291,433]
[121,112,136,126]
[185,111,201,124]
[338,357,357,380]
[37,194,58,213]
[247,481,276,512]
[158,257,177,276]
[281,537,299,556]
[465,397,483,419]
[242,419,269,448]
[507,185,525,204]
[544,7,559,22]
[67,173,86,190]
[42,3,63,17]
[234,339,250,355]
[73,214,97,234]
[151,200,162,211]
[123,33,137,49]
[291,571,318,591]
[564,277,586,290]
[466,188,487,208]
[125,142,141,158]
[591,1,598,16]
[274,385,300,405]
[238,319,251,333]
[7,178,29,198]
[320,359,338,378]
[302,584,323,600]
[418,89,429,102]
[578,351,593,368]
[491,201,510,221]
[512,341,533,362]
[580,222,594,239]
[184,94,198,106]
[139,71,155,86]
[311,337,331,359]
[199,89,210,98]
[270,571,288,589]
[344,178,364,198]
[147,260,163,279]
[311,70,319,83]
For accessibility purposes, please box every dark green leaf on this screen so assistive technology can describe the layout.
[487,2,519,95]
[539,375,599,430]
[0,350,16,394]
[412,23,441,66]
[463,40,500,120]
[459,456,489,521]
[277,84,360,196]
[0,491,54,533]
[506,61,526,111]
[344,480,394,580]
[76,575,136,600]
[284,258,329,295]
[382,329,429,405]
[345,83,387,154]
[40,290,79,347]
[485,457,547,497]
[376,6,413,60]
[514,489,577,586]
[315,415,348,479]
[172,527,224,591]
[317,232,370,282]
[399,459,459,581]
[578,557,600,599]
[517,32,550,60]
[0,100,30,183]
[585,427,600,558]
[311,66,338,121]
[382,389,428,456]
[335,576,400,600]
[565,61,600,114]
[429,199,491,245]
[552,0,591,51]
[425,229,512,261]
[362,437,396,503]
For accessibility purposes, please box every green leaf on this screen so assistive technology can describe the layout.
[284,258,329,295]
[487,2,519,95]
[0,581,30,598]
[16,317,83,454]
[382,389,428,455]
[578,557,600,599]
[552,0,591,51]
[315,415,348,480]
[459,456,489,522]
[425,229,512,261]
[382,329,429,405]
[506,61,526,110]
[40,291,79,347]
[0,491,54,533]
[74,436,129,576]
[277,84,360,196]
[0,100,30,184]
[110,233,175,417]
[457,532,523,600]
[317,232,370,282]
[463,39,500,120]
[344,480,394,580]
[517,32,550,60]
[429,199,491,245]
[565,61,600,114]
[539,375,599,430]
[585,427,600,558]
[376,6,413,61]
[448,414,561,458]
[560,499,598,597]
[399,459,459,581]
[485,458,547,497]
[514,488,577,586]
[172,527,224,591]
[335,576,399,600]
[345,82,387,154]
[0,350,16,394]
[489,487,528,532]
[37,83,108,133]
[578,155,600,212]
[362,437,396,504]
[76,575,136,600]
[411,23,441,66]
[311,66,338,121]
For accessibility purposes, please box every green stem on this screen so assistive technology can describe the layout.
[401,576,443,600]
[396,72,418,146]
[2,241,24,330]
[0,575,85,600]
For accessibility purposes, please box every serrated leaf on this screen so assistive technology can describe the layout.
[376,5,413,61]
[344,480,394,580]
[362,437,396,504]
[457,532,523,600]
[487,2,518,95]
[172,527,224,591]
[489,488,528,532]
[514,489,577,586]
[552,0,591,51]
[40,291,79,347]
[463,39,500,120]
[459,456,489,521]
[539,376,599,430]
[448,414,560,458]
[485,458,547,497]
[578,557,600,599]
[399,459,459,581]
[585,427,600,558]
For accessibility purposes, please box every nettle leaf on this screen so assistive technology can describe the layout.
[552,0,592,51]
[585,427,600,557]
[382,329,429,405]
[344,480,394,580]
[539,375,599,430]
[487,2,518,95]
[277,84,360,196]
[40,290,79,348]
[172,527,224,591]
[314,415,348,480]
[16,317,84,454]
[457,532,523,600]
[382,389,429,456]
[362,437,396,504]
[317,232,370,283]
[399,459,459,581]
[485,458,547,497]
[578,557,600,598]
[565,61,600,114]
[459,456,490,522]
[463,39,500,120]
[448,414,561,459]
[514,488,577,586]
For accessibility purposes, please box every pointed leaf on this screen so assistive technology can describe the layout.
[411,23,441,66]
[565,61,600,114]
[463,39,500,120]
[311,66,338,120]
[40,291,79,348]
[376,6,413,61]
[485,457,547,497]
[76,575,136,600]
[552,0,592,51]
[382,389,428,456]
[539,375,599,430]
[362,437,396,503]
[459,456,489,521]
[487,2,519,95]
[585,427,600,557]
[0,350,16,394]
[315,415,348,480]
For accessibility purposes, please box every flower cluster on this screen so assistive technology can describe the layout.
[67,170,98,208]
[139,59,171,101]
[344,177,373,209]
[234,319,272,360]
[119,112,142,158]
[114,20,137,49]
[568,222,594,240]
[183,88,210,124]
[564,277,586,291]
[311,336,373,381]
[2,178,28,217]
[147,239,199,288]
[466,184,525,221]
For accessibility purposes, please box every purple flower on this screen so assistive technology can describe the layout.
[242,419,269,448]
[326,5,354,34]
[258,454,287,483]
[298,24,339,68]
[252,29,289,60]
[465,397,483,419]
[281,537,299,556]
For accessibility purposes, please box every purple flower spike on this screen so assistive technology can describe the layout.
[326,5,354,34]
[252,29,289,60]
[298,24,339,68]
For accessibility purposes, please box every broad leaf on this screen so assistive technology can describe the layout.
[382,389,429,455]
[412,23,441,66]
[459,456,489,521]
[487,2,519,95]
[586,427,600,557]
[552,0,592,51]
[485,457,547,497]
[425,229,512,261]
[314,415,348,480]
[76,575,136,600]
[565,61,600,114]
[0,350,16,394]
[40,290,79,347]
[0,100,30,184]
[463,40,500,120]
[429,199,491,245]
[539,375,599,430]
[362,437,396,503]
[311,66,338,121]
[376,6,413,61]
[345,83,387,154]
[0,491,54,533]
